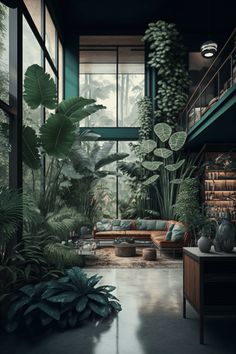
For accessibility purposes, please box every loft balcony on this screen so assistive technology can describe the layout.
[180,29,236,149]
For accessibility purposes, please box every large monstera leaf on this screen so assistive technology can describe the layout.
[142,161,163,171]
[143,174,159,186]
[24,64,57,109]
[168,131,187,151]
[139,139,157,154]
[22,126,41,170]
[154,148,173,159]
[165,159,185,171]
[58,97,105,123]
[40,113,75,158]
[154,123,172,142]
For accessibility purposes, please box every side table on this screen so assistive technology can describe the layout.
[183,247,236,344]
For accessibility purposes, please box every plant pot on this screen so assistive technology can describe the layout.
[197,236,212,253]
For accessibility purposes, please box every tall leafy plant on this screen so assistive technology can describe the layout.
[143,21,190,127]
[139,122,202,219]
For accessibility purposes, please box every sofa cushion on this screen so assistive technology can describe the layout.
[171,224,186,242]
[155,220,167,230]
[136,219,147,230]
[146,220,157,230]
[96,220,112,231]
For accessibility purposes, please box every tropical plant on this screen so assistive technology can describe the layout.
[174,178,207,243]
[4,267,121,333]
[61,141,129,222]
[137,122,204,219]
[143,20,190,127]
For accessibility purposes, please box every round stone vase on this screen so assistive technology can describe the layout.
[198,236,212,253]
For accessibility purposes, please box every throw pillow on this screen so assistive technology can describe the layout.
[168,223,175,232]
[155,220,167,230]
[112,219,121,227]
[171,224,185,242]
[165,231,172,241]
[96,220,112,232]
[120,220,132,230]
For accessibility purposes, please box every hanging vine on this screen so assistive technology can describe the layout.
[143,20,190,128]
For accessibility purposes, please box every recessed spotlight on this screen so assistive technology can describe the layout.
[200,40,218,58]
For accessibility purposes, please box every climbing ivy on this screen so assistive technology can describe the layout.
[143,20,190,127]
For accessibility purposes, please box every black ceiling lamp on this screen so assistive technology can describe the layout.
[200,0,218,58]
[200,40,218,58]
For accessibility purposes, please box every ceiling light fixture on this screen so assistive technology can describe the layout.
[201,40,218,58]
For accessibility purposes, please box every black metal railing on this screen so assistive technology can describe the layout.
[180,29,236,131]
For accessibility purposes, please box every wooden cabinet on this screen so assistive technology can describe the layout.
[183,247,236,344]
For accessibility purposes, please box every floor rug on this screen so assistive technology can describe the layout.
[84,247,183,268]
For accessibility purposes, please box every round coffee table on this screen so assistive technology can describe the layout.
[114,243,136,257]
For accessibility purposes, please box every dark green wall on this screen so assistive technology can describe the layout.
[64,34,79,99]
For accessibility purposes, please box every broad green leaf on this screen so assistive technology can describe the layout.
[88,293,107,305]
[24,64,57,109]
[154,123,172,142]
[165,159,185,171]
[170,179,184,184]
[8,297,31,320]
[48,291,78,303]
[76,296,88,312]
[143,174,159,186]
[22,126,41,170]
[58,97,105,123]
[40,113,75,158]
[39,303,60,320]
[24,304,39,316]
[139,140,157,154]
[87,274,103,288]
[154,148,173,159]
[142,161,163,171]
[109,301,122,312]
[88,302,109,317]
[40,314,53,326]
[169,131,187,151]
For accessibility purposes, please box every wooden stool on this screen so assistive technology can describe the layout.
[143,248,156,261]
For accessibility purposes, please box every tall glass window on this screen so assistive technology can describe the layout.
[79,36,144,217]
[24,0,42,35]
[0,109,9,187]
[0,3,9,103]
[45,6,56,66]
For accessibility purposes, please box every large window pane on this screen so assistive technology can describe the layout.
[45,6,56,66]
[0,109,9,187]
[80,49,116,127]
[23,17,42,197]
[58,40,63,102]
[80,141,117,219]
[118,47,144,127]
[118,142,136,217]
[0,4,9,103]
[24,0,42,35]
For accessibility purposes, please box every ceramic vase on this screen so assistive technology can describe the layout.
[214,218,235,253]
[198,236,212,253]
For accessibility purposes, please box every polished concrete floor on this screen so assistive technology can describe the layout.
[0,268,235,354]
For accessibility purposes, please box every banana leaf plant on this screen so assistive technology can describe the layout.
[22,64,106,217]
[136,122,203,219]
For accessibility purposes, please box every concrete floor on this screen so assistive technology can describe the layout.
[0,268,235,354]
